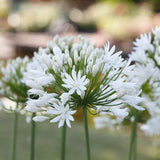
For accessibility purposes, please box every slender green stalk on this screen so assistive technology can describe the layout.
[83,106,91,160]
[30,113,36,160]
[61,122,67,160]
[133,110,138,160]
[128,110,138,160]
[11,102,19,160]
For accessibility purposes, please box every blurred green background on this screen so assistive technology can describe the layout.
[0,0,160,58]
[0,111,158,160]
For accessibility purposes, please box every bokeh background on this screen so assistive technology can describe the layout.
[0,0,160,159]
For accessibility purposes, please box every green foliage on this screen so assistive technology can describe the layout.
[123,105,151,125]
[150,0,160,12]
[141,79,153,97]
[96,0,143,4]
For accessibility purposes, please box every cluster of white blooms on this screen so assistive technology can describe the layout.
[23,35,143,128]
[0,56,29,111]
[129,26,160,136]
[94,26,160,134]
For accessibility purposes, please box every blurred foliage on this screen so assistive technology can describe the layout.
[151,0,160,12]
[97,0,134,3]
[7,2,59,32]
[69,1,156,39]
[97,0,160,12]
[0,0,160,39]
[97,0,147,5]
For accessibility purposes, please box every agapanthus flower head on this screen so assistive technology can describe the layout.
[133,33,154,53]
[0,56,30,113]
[128,26,160,136]
[0,56,29,103]
[23,35,143,128]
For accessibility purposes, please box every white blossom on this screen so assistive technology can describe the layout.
[0,56,29,113]
[23,60,55,89]
[62,69,89,97]
[23,35,143,128]
[53,46,63,68]
[103,42,124,69]
[133,33,154,53]
[49,102,76,128]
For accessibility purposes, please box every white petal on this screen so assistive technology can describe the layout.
[69,88,75,95]
[132,105,145,111]
[53,46,62,55]
[25,105,40,113]
[68,115,74,121]
[66,119,71,128]
[58,119,65,128]
[46,109,61,115]
[64,73,74,83]
[72,69,77,81]
[80,75,86,83]
[69,110,76,115]
[110,45,116,55]
[79,85,86,91]
[33,116,49,122]
[76,89,82,96]
[62,84,70,88]
[77,70,81,80]
[50,115,61,123]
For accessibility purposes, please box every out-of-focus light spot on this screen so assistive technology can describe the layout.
[8,13,21,28]
[69,8,83,22]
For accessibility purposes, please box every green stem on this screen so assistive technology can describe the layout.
[133,110,138,160]
[61,122,67,160]
[128,110,138,160]
[83,106,91,160]
[12,103,19,160]
[30,113,36,160]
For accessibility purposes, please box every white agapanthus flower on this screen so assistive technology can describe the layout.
[128,26,160,136]
[94,26,160,135]
[49,102,76,128]
[128,63,156,89]
[22,55,55,89]
[133,33,154,53]
[152,26,160,43]
[0,56,30,112]
[23,35,143,128]
[26,89,58,112]
[62,69,89,97]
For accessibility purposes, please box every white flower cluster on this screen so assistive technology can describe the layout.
[0,56,29,112]
[0,56,29,101]
[23,35,143,128]
[129,26,160,136]
[94,26,160,135]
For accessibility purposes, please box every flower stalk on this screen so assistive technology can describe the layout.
[61,121,67,160]
[11,102,19,160]
[128,109,138,160]
[30,113,36,160]
[83,106,91,160]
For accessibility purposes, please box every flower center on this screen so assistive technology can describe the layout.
[73,81,79,88]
